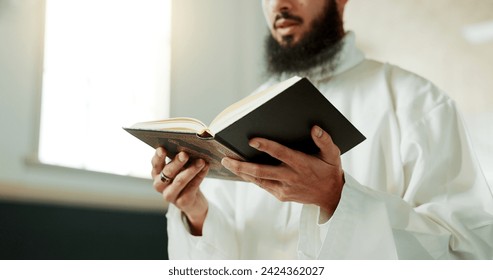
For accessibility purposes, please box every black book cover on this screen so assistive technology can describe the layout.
[215,77,366,165]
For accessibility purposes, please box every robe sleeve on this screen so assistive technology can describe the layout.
[298,100,493,259]
[166,179,240,259]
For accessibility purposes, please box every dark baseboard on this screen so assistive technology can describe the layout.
[0,200,168,260]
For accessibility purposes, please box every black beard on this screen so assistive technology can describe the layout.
[265,1,345,76]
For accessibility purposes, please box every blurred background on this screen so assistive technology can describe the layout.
[0,0,491,259]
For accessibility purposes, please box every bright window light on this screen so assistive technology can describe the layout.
[39,0,171,178]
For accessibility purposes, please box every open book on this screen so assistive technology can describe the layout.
[124,76,366,181]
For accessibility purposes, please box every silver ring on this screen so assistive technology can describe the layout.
[160,171,173,184]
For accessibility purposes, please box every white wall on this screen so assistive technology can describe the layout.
[0,0,266,211]
[170,0,266,124]
[345,0,493,113]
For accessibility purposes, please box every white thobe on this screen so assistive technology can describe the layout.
[166,32,493,259]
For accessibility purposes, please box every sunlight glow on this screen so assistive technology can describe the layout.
[39,0,171,178]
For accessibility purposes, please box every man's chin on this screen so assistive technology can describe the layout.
[265,1,345,75]
[279,35,296,47]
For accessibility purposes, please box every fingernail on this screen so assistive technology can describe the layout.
[249,140,260,149]
[157,148,164,157]
[178,152,187,162]
[315,126,323,138]
[195,159,204,167]
[221,158,231,168]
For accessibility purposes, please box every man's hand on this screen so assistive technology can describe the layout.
[221,125,344,216]
[151,148,209,235]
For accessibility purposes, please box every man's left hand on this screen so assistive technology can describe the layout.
[221,125,344,216]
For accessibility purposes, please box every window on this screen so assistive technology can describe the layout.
[39,0,171,178]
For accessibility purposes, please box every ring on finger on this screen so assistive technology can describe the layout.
[160,171,174,184]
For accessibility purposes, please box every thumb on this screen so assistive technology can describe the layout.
[311,125,341,163]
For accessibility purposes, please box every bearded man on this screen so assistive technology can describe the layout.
[150,0,493,259]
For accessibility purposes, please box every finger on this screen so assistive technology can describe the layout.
[311,125,341,164]
[221,157,287,181]
[151,147,168,178]
[162,159,205,203]
[153,175,167,193]
[175,164,209,209]
[153,151,189,193]
[185,162,209,190]
[161,151,189,181]
[248,138,305,168]
[235,172,286,199]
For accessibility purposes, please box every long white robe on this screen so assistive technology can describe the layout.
[166,32,493,259]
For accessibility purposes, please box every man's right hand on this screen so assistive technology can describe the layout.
[151,147,209,236]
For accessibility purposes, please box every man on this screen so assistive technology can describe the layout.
[151,0,493,259]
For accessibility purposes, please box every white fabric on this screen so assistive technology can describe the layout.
[166,32,493,259]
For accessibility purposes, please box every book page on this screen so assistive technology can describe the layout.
[127,117,208,134]
[209,76,302,134]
